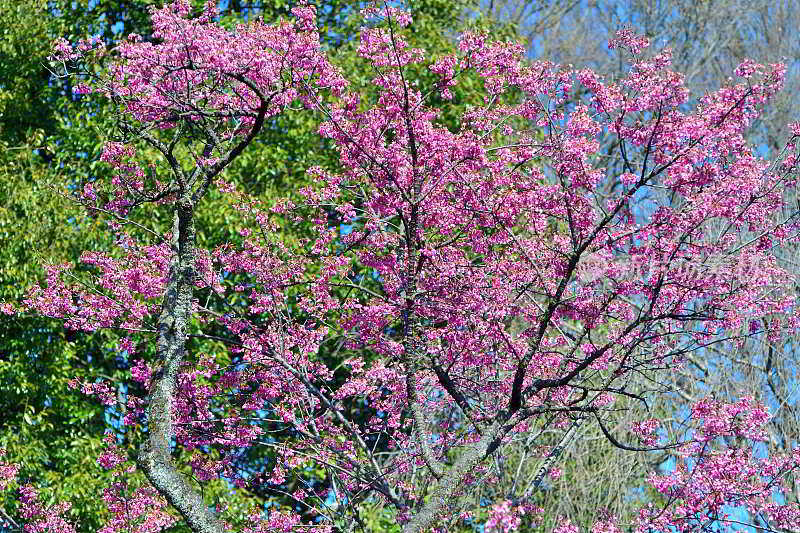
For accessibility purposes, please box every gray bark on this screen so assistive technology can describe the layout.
[138,202,226,533]
[402,418,510,533]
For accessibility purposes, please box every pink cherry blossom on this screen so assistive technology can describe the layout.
[19,8,800,533]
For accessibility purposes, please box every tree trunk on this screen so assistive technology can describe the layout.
[138,203,226,533]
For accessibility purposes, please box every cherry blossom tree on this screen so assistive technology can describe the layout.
[6,1,800,532]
